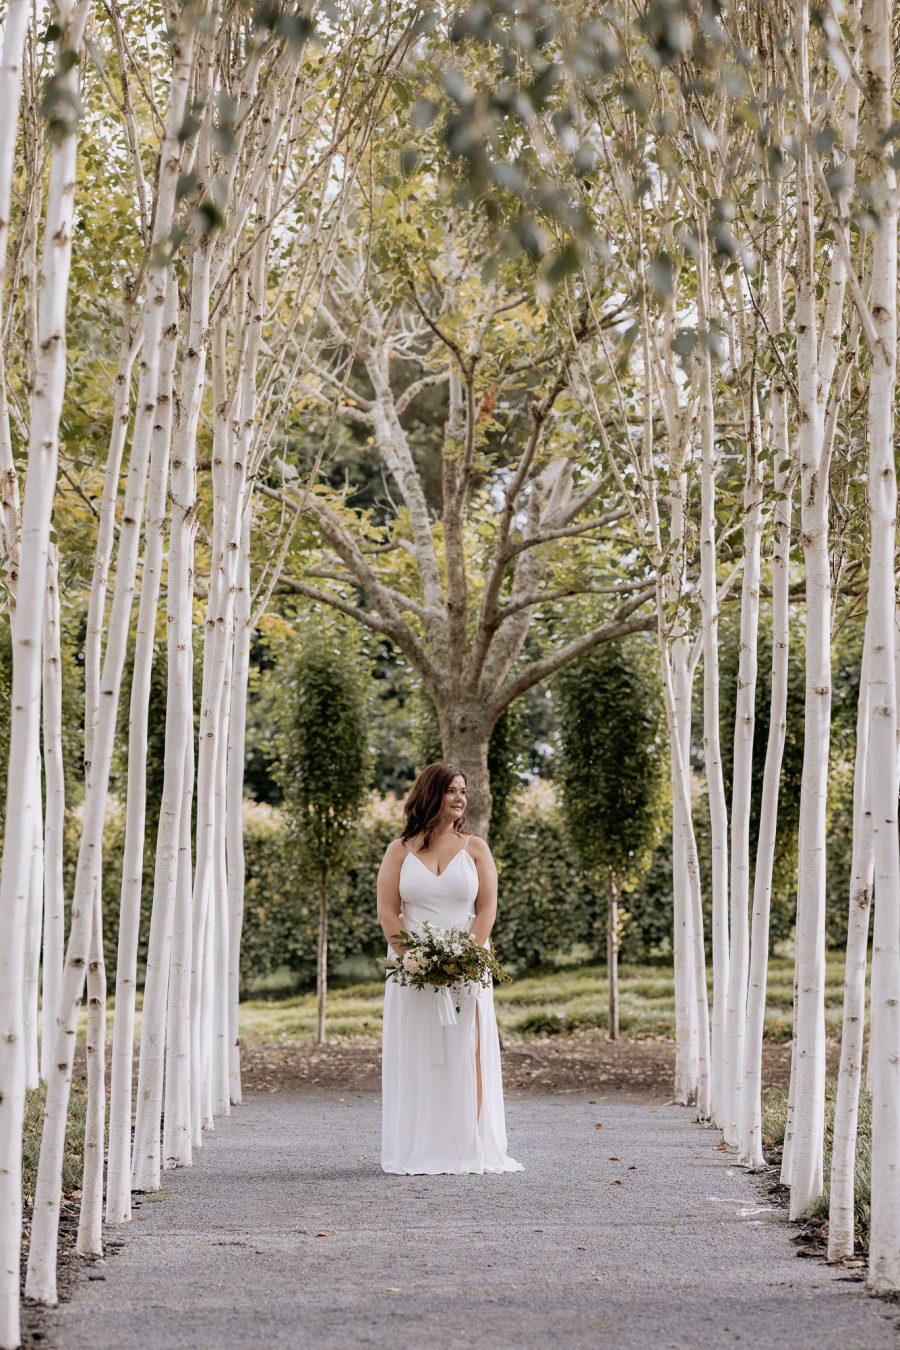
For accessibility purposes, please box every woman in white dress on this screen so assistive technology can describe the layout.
[377,762,523,1175]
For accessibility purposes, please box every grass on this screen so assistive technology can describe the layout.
[761,1080,872,1249]
[22,1081,88,1204]
[237,954,852,1045]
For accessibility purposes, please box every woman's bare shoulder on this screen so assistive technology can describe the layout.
[382,837,408,862]
[465,834,492,859]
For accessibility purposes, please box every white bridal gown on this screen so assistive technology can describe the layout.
[381,838,524,1175]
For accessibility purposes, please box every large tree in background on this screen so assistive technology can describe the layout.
[265,173,654,837]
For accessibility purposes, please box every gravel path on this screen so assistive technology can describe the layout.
[39,1089,900,1350]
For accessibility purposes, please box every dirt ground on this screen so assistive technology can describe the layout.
[239,1036,842,1097]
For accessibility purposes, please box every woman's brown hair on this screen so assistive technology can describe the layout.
[401,762,468,849]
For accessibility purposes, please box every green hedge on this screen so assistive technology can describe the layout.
[75,780,859,995]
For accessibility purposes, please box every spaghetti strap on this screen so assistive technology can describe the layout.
[461,835,471,853]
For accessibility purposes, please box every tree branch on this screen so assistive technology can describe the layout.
[492,607,657,717]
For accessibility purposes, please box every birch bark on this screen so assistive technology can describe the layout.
[860,0,900,1291]
[787,1,832,1219]
[132,236,208,1190]
[738,237,792,1169]
[23,772,43,1092]
[637,290,706,1114]
[722,373,763,1147]
[1,3,90,1328]
[163,724,195,1169]
[27,5,196,1297]
[40,546,65,1084]
[106,280,178,1223]
[226,507,251,1105]
[696,223,729,1127]
[827,629,873,1257]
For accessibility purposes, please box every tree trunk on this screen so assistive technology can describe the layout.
[23,777,43,1092]
[75,887,106,1257]
[190,260,253,1145]
[827,627,874,1257]
[788,9,830,1218]
[696,218,729,1129]
[212,671,231,1118]
[738,295,792,1169]
[861,0,900,1290]
[441,711,492,839]
[670,591,699,1103]
[722,385,763,1148]
[133,242,207,1189]
[0,0,61,1323]
[316,883,329,1046]
[40,546,65,1085]
[163,691,195,1170]
[226,509,252,1106]
[8,2,90,1314]
[607,879,619,1041]
[106,278,178,1222]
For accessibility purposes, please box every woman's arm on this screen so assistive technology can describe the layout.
[468,836,498,947]
[377,838,411,955]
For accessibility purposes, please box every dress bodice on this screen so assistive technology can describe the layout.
[399,846,479,934]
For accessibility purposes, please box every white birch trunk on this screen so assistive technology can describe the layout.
[23,772,43,1092]
[827,632,873,1258]
[26,16,189,1295]
[672,637,702,1105]
[641,300,706,1113]
[188,280,225,1150]
[658,625,710,1118]
[192,218,264,1136]
[201,876,216,1132]
[722,388,763,1147]
[212,662,231,1117]
[105,280,178,1222]
[696,232,729,1128]
[226,509,251,1105]
[2,5,90,1328]
[788,4,831,1218]
[665,467,698,1104]
[738,245,792,1168]
[0,0,29,611]
[40,546,65,1084]
[83,316,140,780]
[132,237,208,1191]
[861,0,900,1291]
[781,979,798,1186]
[163,723,194,1169]
[75,879,105,1257]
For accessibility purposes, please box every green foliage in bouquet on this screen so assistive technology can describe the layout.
[384,923,511,1010]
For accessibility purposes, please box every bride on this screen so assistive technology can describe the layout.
[377,762,523,1175]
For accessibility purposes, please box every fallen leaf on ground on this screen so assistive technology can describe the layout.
[594,1122,603,1129]
[383,1287,401,1293]
[575,1245,586,1251]
[611,1179,623,1186]
[608,1156,620,1161]
[315,1231,333,1238]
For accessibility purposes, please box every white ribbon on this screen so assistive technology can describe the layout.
[430,986,459,1066]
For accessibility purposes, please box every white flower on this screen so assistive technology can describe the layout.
[402,948,429,976]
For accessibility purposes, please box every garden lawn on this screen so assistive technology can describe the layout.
[236,955,850,1045]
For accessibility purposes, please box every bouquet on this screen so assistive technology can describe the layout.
[385,922,511,1013]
